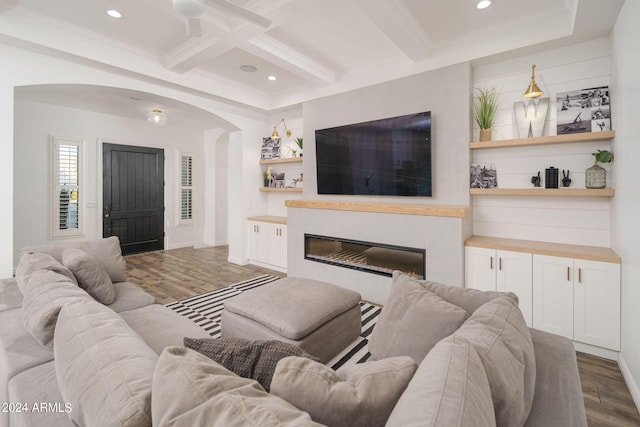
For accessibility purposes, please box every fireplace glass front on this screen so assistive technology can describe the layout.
[304,234,425,279]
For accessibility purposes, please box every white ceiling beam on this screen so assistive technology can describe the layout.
[164,35,234,73]
[355,0,433,62]
[244,34,336,85]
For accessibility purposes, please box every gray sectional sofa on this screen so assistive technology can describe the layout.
[0,237,588,426]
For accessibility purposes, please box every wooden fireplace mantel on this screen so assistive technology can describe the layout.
[284,200,472,218]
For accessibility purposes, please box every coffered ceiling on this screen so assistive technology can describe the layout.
[1,0,625,117]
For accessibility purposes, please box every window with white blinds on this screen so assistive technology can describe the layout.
[50,136,85,238]
[178,152,193,224]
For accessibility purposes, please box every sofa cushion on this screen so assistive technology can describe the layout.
[21,236,127,283]
[54,299,158,427]
[62,247,116,305]
[108,281,156,313]
[15,252,77,294]
[271,356,416,427]
[368,272,469,363]
[454,296,536,427]
[0,308,55,427]
[223,277,361,340]
[183,337,319,391]
[7,361,74,427]
[0,278,23,312]
[385,334,496,427]
[21,267,90,346]
[383,270,518,314]
[524,329,588,427]
[152,346,322,427]
[120,304,211,354]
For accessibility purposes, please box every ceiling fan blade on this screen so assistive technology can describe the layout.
[188,18,202,37]
[205,0,272,28]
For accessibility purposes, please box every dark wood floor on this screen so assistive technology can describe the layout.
[125,245,640,427]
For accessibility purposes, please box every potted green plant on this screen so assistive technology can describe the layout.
[586,149,613,189]
[262,171,269,187]
[295,137,303,157]
[472,88,499,142]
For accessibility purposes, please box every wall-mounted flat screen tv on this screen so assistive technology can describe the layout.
[315,111,431,197]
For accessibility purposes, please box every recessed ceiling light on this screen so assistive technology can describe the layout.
[107,9,123,18]
[476,0,491,9]
[239,65,257,72]
[267,75,277,81]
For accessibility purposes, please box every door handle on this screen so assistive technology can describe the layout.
[499,257,502,271]
[103,207,110,219]
[490,256,493,270]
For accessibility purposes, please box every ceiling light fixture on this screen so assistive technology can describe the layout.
[267,75,277,81]
[147,109,168,126]
[271,118,291,139]
[106,9,123,18]
[476,0,491,9]
[523,64,544,98]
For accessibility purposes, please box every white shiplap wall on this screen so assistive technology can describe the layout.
[472,38,613,247]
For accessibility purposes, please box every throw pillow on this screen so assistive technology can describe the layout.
[152,346,322,427]
[62,247,116,305]
[454,296,536,427]
[54,299,158,427]
[368,272,469,363]
[386,334,496,427]
[270,355,417,427]
[21,267,90,346]
[183,337,319,392]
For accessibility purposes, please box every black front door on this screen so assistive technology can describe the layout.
[103,143,164,254]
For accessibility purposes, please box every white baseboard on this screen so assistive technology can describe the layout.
[573,341,619,360]
[248,259,287,274]
[619,354,640,412]
[166,241,195,250]
[228,255,248,265]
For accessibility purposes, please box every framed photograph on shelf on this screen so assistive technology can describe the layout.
[557,86,611,135]
[260,137,281,160]
[470,164,498,189]
[273,172,285,188]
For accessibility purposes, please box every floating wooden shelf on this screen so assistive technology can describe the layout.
[465,235,621,264]
[259,187,303,193]
[470,188,614,197]
[469,130,615,149]
[259,157,303,165]
[285,200,472,217]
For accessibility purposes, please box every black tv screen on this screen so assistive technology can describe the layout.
[315,111,431,197]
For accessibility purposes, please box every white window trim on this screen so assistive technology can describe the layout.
[177,150,194,225]
[50,135,86,239]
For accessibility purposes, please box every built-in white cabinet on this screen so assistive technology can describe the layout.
[533,255,620,351]
[465,247,533,326]
[247,218,287,271]
[465,236,621,353]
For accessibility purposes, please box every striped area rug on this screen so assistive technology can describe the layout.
[165,274,381,370]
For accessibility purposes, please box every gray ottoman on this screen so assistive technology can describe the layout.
[221,277,362,363]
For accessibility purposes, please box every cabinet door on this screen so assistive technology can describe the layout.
[533,255,573,340]
[465,247,496,292]
[267,225,286,268]
[497,250,533,326]
[247,222,259,261]
[279,226,287,269]
[248,221,269,263]
[573,260,620,350]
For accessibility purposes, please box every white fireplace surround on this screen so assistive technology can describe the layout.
[286,203,472,305]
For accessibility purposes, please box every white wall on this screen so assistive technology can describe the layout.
[611,0,640,409]
[13,99,206,261]
[0,42,270,276]
[472,38,613,246]
[287,62,473,303]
